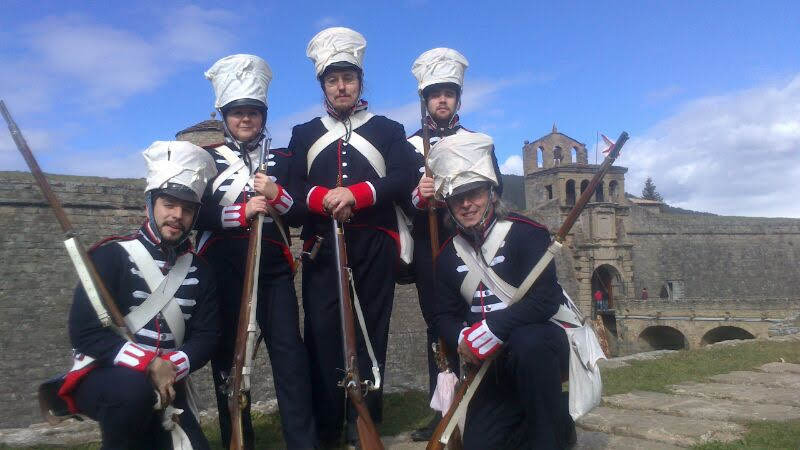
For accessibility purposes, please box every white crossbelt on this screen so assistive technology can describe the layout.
[307,111,413,264]
[117,240,192,347]
[212,145,257,207]
[453,220,513,306]
[306,112,375,175]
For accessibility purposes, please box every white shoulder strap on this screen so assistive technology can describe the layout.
[452,220,513,304]
[211,146,256,207]
[117,240,192,346]
[347,132,386,177]
[307,112,375,174]
[407,135,424,155]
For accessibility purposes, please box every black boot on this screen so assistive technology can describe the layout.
[410,413,441,442]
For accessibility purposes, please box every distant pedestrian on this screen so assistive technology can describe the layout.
[594,289,604,312]
[641,287,648,300]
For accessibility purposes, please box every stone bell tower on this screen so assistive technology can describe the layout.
[522,125,634,318]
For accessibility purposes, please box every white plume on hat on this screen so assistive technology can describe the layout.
[412,48,469,95]
[205,54,272,109]
[428,132,498,200]
[143,141,218,203]
[306,27,366,76]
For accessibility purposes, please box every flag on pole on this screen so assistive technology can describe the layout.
[601,134,618,156]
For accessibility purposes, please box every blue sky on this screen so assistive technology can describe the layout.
[1,1,799,217]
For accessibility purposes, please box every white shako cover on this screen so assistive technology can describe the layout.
[143,141,218,202]
[306,27,367,76]
[205,54,273,109]
[412,48,469,94]
[428,132,498,200]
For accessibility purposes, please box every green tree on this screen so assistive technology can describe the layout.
[641,176,664,202]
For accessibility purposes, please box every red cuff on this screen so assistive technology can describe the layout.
[307,186,330,216]
[412,186,429,210]
[113,342,156,372]
[269,184,294,215]
[349,182,376,211]
[222,202,248,229]
[161,351,190,381]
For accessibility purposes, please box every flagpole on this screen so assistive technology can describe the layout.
[594,130,599,164]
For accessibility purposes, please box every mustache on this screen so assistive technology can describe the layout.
[162,221,186,231]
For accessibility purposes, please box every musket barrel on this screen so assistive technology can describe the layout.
[1,100,72,234]
[556,132,628,241]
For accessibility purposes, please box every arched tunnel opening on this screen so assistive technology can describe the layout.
[700,326,755,346]
[638,326,687,351]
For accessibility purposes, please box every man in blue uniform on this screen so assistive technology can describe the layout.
[199,54,316,449]
[429,132,573,449]
[288,27,417,446]
[60,141,219,449]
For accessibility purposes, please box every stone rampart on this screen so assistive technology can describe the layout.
[0,171,427,428]
[626,206,800,299]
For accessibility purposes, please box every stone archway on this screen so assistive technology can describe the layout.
[639,326,687,350]
[591,264,624,309]
[700,326,755,346]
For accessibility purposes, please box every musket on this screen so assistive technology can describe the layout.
[420,100,440,256]
[1,100,132,339]
[228,136,271,450]
[332,219,384,450]
[428,132,630,449]
[1,100,138,423]
[420,99,462,449]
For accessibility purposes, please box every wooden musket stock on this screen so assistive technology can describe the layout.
[427,132,629,449]
[227,141,271,450]
[332,219,384,450]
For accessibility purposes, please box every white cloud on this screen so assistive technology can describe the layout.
[623,74,800,218]
[4,7,236,112]
[500,155,524,175]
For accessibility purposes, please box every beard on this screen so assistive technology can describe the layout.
[158,221,187,244]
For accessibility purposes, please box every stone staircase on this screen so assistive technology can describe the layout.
[575,362,800,448]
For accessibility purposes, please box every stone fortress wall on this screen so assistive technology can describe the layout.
[0,171,427,428]
[3,123,799,428]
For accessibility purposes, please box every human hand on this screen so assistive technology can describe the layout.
[147,357,176,407]
[245,196,268,220]
[458,338,481,367]
[418,176,435,200]
[253,173,278,201]
[323,187,356,216]
[332,204,354,222]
